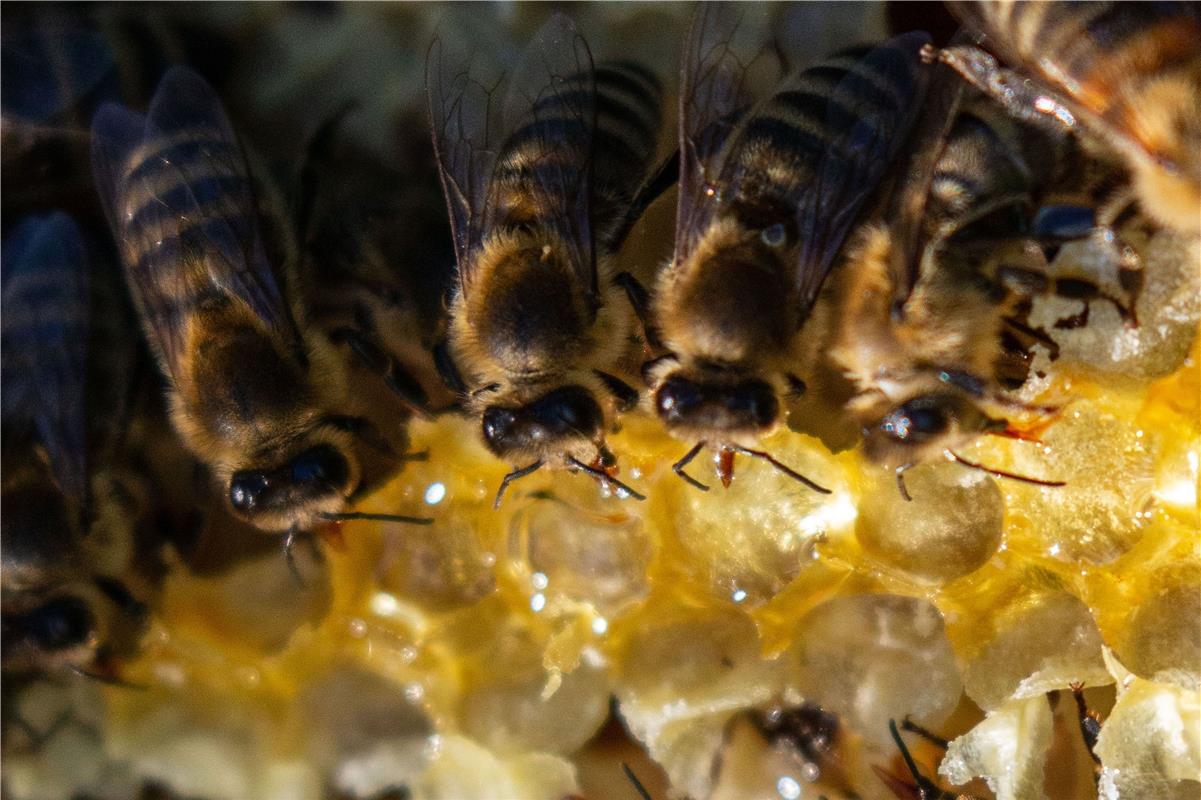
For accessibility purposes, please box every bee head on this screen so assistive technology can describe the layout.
[860,391,997,467]
[228,442,356,528]
[653,368,780,439]
[481,385,605,461]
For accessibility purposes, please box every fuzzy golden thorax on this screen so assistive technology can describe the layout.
[1124,70,1201,234]
[655,217,797,367]
[168,302,365,533]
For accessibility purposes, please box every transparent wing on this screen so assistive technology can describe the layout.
[496,12,597,297]
[883,53,967,307]
[793,31,932,315]
[675,2,766,266]
[1,212,91,504]
[425,28,506,297]
[91,66,300,380]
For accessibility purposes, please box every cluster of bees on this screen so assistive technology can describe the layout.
[2,1,1199,795]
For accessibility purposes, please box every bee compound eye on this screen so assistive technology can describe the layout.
[290,445,349,489]
[229,471,270,513]
[882,398,953,443]
[482,406,517,448]
[26,595,94,651]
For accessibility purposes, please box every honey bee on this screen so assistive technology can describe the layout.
[1,212,147,684]
[831,62,1076,497]
[426,13,668,507]
[647,4,932,490]
[941,1,1201,235]
[91,66,430,557]
[297,105,457,424]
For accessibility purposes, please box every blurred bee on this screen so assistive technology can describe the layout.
[91,66,430,559]
[427,13,668,507]
[941,1,1201,235]
[831,60,1075,498]
[296,105,457,425]
[647,4,931,490]
[1,212,148,685]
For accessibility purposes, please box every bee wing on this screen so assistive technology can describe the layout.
[1,212,91,504]
[675,2,766,266]
[883,56,967,307]
[425,28,506,297]
[497,13,597,297]
[793,31,932,315]
[91,66,299,382]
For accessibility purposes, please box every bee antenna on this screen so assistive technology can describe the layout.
[566,456,646,502]
[493,460,545,509]
[728,445,831,494]
[895,463,915,501]
[621,762,653,800]
[672,441,710,492]
[317,511,434,525]
[888,719,928,794]
[945,450,1067,488]
[66,663,146,690]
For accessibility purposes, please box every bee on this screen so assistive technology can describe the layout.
[940,1,1201,235]
[1,212,147,684]
[831,60,1078,498]
[875,719,982,800]
[647,4,932,490]
[297,105,457,424]
[91,66,430,560]
[426,13,669,507]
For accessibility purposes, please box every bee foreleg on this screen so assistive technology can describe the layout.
[613,271,663,350]
[728,446,831,494]
[593,370,640,412]
[937,45,1078,136]
[329,326,435,418]
[672,442,710,492]
[900,716,950,751]
[493,461,544,510]
[433,338,469,396]
[609,151,681,252]
[1068,682,1104,766]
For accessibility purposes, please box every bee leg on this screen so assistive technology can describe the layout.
[884,719,955,800]
[433,338,469,396]
[672,442,710,492]
[329,326,436,419]
[493,461,544,510]
[1068,682,1104,767]
[594,370,640,412]
[614,272,663,350]
[621,762,654,800]
[609,151,681,251]
[566,456,646,502]
[282,525,307,587]
[945,450,1066,489]
[728,445,831,494]
[295,100,359,245]
[1052,277,1133,330]
[900,716,949,750]
[936,45,1078,136]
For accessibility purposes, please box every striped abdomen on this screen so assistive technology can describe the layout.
[719,38,925,234]
[965,2,1200,128]
[116,126,264,346]
[488,60,662,250]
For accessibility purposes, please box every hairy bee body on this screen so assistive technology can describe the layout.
[947,0,1201,233]
[430,15,665,494]
[650,6,930,488]
[93,67,408,534]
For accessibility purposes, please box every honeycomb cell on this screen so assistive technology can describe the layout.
[1003,401,1158,564]
[616,612,785,799]
[1119,579,1201,690]
[375,513,496,612]
[296,665,433,796]
[961,591,1110,711]
[787,594,962,745]
[668,433,849,605]
[509,493,652,618]
[460,659,610,757]
[855,462,1004,584]
[413,735,579,800]
[939,695,1053,800]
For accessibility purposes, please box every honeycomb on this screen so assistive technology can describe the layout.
[3,4,1199,800]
